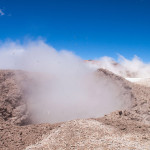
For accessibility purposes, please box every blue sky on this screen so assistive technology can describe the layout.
[0,0,150,61]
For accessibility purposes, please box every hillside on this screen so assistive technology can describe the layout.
[0,69,150,150]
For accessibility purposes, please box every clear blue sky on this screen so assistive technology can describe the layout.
[0,0,150,61]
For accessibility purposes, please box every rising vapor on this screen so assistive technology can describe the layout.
[87,55,150,78]
[0,40,139,123]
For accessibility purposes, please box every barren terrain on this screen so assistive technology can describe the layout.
[0,69,150,150]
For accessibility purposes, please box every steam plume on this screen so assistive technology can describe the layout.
[0,40,134,123]
[87,55,150,78]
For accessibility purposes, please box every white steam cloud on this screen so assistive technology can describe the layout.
[0,40,135,123]
[87,56,150,78]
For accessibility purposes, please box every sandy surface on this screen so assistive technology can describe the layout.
[0,69,150,150]
[26,119,150,150]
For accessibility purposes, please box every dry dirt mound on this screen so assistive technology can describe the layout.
[0,120,60,150]
[0,69,150,150]
[0,70,61,150]
[25,119,150,150]
[97,69,150,124]
[0,70,30,125]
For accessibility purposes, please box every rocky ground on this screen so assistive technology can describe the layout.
[0,69,150,150]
